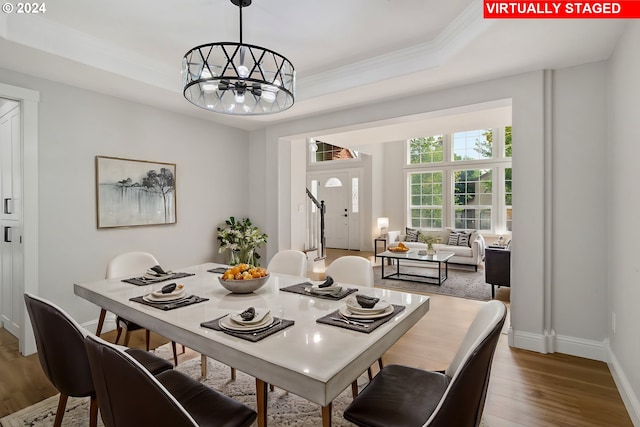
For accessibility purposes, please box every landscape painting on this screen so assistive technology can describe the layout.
[96,156,177,228]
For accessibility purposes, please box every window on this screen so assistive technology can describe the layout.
[453,129,492,161]
[311,141,359,163]
[409,135,443,164]
[409,171,443,228]
[406,127,512,234]
[454,168,492,230]
[351,177,359,213]
[505,167,512,231]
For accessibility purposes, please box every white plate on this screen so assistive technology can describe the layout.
[150,287,185,300]
[219,314,274,331]
[145,289,186,302]
[345,296,391,314]
[230,308,271,325]
[339,305,394,319]
[143,293,188,304]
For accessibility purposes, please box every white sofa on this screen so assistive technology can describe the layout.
[386,228,485,271]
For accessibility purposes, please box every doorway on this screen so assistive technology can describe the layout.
[308,171,361,250]
[0,83,40,356]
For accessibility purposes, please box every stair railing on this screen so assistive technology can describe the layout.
[306,188,326,260]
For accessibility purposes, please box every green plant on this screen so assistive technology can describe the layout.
[217,217,268,265]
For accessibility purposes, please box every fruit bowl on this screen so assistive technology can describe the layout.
[218,274,270,294]
[388,246,409,252]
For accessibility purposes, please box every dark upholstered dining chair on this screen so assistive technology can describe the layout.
[84,334,257,427]
[343,300,507,427]
[24,293,173,427]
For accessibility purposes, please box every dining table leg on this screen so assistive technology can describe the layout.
[321,403,332,427]
[256,378,268,427]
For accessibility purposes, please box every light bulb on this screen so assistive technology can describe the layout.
[235,93,245,104]
[237,65,250,78]
[201,67,212,79]
[261,91,276,103]
[202,83,217,92]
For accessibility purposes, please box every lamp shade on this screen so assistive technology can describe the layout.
[377,217,389,229]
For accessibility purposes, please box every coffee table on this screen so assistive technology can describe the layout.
[378,250,455,285]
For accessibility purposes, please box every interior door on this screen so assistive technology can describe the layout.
[317,173,349,249]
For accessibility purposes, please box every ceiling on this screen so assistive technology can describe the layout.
[0,1,627,132]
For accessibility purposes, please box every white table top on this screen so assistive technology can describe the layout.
[74,262,430,407]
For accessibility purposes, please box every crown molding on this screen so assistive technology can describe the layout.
[297,0,494,101]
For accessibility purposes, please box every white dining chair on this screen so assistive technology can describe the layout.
[267,250,308,277]
[325,255,379,396]
[98,251,182,366]
[325,255,374,287]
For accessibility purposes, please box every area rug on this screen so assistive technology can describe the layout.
[0,344,363,427]
[374,263,492,301]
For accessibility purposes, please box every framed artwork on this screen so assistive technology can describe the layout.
[96,156,177,228]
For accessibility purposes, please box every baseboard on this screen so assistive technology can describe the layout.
[608,348,640,426]
[509,329,610,362]
[555,335,609,362]
[509,329,547,353]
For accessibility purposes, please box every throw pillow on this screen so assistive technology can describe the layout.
[457,232,471,247]
[447,232,459,246]
[405,227,420,242]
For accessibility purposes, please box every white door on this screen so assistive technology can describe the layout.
[0,103,22,339]
[317,173,350,249]
[1,223,22,337]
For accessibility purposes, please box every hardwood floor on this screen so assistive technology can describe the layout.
[0,250,632,425]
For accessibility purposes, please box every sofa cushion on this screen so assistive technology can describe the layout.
[434,243,473,257]
[457,233,470,247]
[447,232,459,245]
[405,227,420,242]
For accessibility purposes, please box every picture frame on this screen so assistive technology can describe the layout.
[96,156,177,228]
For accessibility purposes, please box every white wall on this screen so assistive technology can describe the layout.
[552,62,608,352]
[607,21,640,425]
[0,68,250,330]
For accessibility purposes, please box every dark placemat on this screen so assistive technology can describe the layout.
[122,272,195,286]
[129,294,208,311]
[280,283,358,300]
[316,304,406,333]
[207,267,229,274]
[200,315,294,342]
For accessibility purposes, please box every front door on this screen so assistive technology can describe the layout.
[316,173,349,249]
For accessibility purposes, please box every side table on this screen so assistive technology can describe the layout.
[374,237,387,262]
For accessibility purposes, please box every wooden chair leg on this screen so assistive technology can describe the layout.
[53,393,68,427]
[351,381,359,398]
[230,367,236,380]
[378,357,384,371]
[123,330,132,346]
[114,326,123,344]
[96,309,107,336]
[201,355,208,377]
[171,341,178,366]
[367,367,373,381]
[89,395,99,427]
[145,329,151,351]
[270,384,275,392]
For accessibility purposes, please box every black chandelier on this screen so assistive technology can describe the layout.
[182,0,295,115]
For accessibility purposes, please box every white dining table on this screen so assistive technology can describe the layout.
[74,262,430,427]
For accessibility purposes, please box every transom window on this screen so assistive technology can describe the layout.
[409,135,443,164]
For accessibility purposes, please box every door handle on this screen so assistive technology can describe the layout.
[3,198,11,214]
[3,226,11,243]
